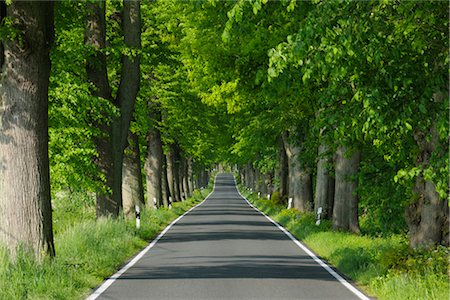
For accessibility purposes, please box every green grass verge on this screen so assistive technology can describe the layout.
[0,187,211,300]
[241,188,449,300]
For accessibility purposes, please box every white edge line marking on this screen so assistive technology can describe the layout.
[86,175,218,300]
[233,177,370,300]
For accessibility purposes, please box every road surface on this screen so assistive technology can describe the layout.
[90,173,368,300]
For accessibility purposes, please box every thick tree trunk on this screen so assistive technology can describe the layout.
[187,157,194,195]
[407,125,447,248]
[283,136,312,212]
[260,172,268,195]
[145,124,163,208]
[248,163,255,190]
[327,174,335,219]
[161,155,169,208]
[166,152,175,202]
[265,172,273,195]
[122,132,144,218]
[86,0,140,218]
[179,155,186,200]
[111,0,141,214]
[332,146,361,233]
[200,170,209,188]
[172,146,182,201]
[182,157,190,199]
[315,144,333,219]
[0,1,55,258]
[85,1,118,217]
[255,168,262,193]
[279,136,289,199]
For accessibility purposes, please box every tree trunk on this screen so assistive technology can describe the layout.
[265,171,273,195]
[407,125,447,248]
[172,146,182,201]
[122,132,144,218]
[161,155,169,208]
[255,168,262,193]
[283,135,312,212]
[144,124,163,208]
[86,0,140,218]
[179,155,186,200]
[279,136,289,199]
[182,157,190,199]
[166,152,175,202]
[201,170,209,188]
[187,157,194,195]
[315,144,333,219]
[327,174,335,219]
[111,0,141,215]
[260,172,268,195]
[85,0,118,218]
[0,1,55,258]
[332,146,361,233]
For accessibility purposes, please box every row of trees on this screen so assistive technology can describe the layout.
[168,0,448,248]
[0,0,448,260]
[0,0,218,259]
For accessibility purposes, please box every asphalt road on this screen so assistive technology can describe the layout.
[91,173,368,300]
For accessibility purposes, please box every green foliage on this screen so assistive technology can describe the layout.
[0,16,23,45]
[49,1,117,194]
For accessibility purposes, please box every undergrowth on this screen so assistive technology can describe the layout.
[242,187,449,300]
[0,187,210,300]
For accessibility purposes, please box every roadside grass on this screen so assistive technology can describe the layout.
[0,187,210,300]
[241,188,449,300]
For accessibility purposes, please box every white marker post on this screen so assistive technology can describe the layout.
[153,197,157,209]
[267,194,271,200]
[135,204,141,229]
[316,207,323,226]
[169,196,172,209]
[258,192,261,198]
[288,198,293,209]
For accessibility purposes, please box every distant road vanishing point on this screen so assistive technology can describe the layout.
[88,173,370,300]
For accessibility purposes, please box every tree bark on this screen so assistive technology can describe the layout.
[85,0,118,218]
[85,0,140,218]
[265,171,273,195]
[332,146,361,233]
[255,168,262,193]
[278,136,289,199]
[172,145,182,201]
[166,152,175,202]
[0,1,5,70]
[111,0,141,215]
[161,155,169,208]
[144,123,163,208]
[122,132,144,218]
[0,1,55,258]
[315,144,333,219]
[187,157,194,195]
[407,125,447,248]
[283,135,313,212]
[181,156,190,199]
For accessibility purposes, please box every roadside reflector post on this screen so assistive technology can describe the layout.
[267,194,271,200]
[288,198,293,209]
[135,204,141,229]
[316,207,323,226]
[169,196,172,209]
[153,197,157,209]
[258,192,261,198]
